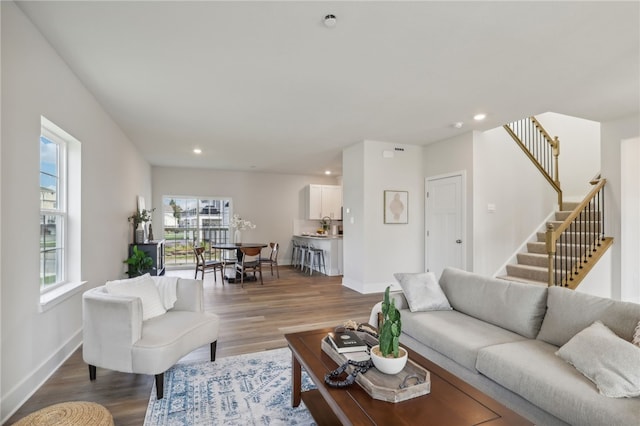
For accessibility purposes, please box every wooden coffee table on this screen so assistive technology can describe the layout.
[285,327,533,425]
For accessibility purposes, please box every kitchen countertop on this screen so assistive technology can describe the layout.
[295,234,343,239]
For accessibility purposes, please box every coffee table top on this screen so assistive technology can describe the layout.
[285,327,533,426]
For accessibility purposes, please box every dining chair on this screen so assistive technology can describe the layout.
[193,246,224,283]
[259,242,280,278]
[236,246,263,287]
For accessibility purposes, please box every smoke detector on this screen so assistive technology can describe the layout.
[324,14,337,28]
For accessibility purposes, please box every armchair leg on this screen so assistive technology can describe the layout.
[89,365,96,381]
[155,373,164,400]
[211,341,217,362]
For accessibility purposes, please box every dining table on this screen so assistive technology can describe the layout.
[210,242,267,283]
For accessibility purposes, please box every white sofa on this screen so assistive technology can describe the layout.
[370,268,640,426]
[83,276,220,399]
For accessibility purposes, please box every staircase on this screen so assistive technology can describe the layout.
[499,117,613,288]
[501,202,581,285]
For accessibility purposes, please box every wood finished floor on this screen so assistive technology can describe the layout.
[6,266,382,425]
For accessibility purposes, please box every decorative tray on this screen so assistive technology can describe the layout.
[321,331,431,403]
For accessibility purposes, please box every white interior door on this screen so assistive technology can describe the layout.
[426,174,464,279]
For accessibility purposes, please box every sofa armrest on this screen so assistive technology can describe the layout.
[82,286,143,372]
[368,291,409,328]
[173,278,204,312]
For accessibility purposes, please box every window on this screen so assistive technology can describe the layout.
[163,197,232,266]
[40,130,66,289]
[39,117,81,297]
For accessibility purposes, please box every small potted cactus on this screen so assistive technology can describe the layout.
[371,286,408,374]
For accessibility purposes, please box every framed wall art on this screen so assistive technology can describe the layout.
[384,190,408,224]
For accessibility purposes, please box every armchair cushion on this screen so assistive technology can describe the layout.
[106,274,166,320]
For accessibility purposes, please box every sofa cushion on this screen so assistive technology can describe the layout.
[537,286,640,347]
[401,309,526,371]
[556,321,640,398]
[393,272,452,312]
[106,274,166,320]
[476,339,640,426]
[438,268,548,338]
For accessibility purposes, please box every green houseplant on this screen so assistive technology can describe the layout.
[124,245,154,277]
[371,286,408,374]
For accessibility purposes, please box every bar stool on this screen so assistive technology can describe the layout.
[290,240,300,268]
[307,244,326,276]
[297,243,309,271]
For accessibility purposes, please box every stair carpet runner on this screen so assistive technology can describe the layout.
[500,202,600,286]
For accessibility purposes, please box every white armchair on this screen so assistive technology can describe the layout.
[82,277,219,399]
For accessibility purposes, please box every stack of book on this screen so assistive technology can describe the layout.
[327,331,368,353]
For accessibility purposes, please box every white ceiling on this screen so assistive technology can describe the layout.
[16,1,640,176]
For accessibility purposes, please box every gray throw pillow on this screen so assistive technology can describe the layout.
[556,321,640,398]
[393,272,452,313]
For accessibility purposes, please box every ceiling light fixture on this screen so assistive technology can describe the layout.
[453,122,464,129]
[324,14,337,28]
[325,170,331,175]
[473,113,487,121]
[193,148,202,154]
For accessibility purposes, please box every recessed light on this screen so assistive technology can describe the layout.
[193,148,202,154]
[473,113,487,121]
[325,170,331,175]
[453,122,464,129]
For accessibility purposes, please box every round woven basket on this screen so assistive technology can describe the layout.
[13,401,114,426]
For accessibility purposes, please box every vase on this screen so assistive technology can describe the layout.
[234,229,242,245]
[135,223,145,244]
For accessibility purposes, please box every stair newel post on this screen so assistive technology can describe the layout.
[545,222,557,287]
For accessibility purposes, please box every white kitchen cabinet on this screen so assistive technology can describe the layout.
[307,184,342,220]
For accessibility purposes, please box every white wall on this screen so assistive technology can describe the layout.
[151,166,338,265]
[0,3,4,418]
[342,143,365,286]
[621,137,640,303]
[601,114,640,301]
[423,131,474,271]
[342,140,424,294]
[1,3,151,421]
[473,127,557,276]
[535,112,601,200]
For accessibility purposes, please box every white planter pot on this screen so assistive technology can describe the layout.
[370,345,408,375]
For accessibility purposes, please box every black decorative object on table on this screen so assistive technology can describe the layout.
[324,359,374,388]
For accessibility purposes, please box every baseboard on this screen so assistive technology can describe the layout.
[1,329,82,424]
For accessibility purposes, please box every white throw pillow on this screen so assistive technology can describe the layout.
[393,272,452,312]
[106,274,167,320]
[556,320,640,398]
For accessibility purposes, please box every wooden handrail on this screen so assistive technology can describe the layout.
[548,178,605,237]
[503,117,562,209]
[545,177,609,287]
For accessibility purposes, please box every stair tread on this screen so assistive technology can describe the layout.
[497,275,548,286]
[518,252,547,258]
[507,264,547,272]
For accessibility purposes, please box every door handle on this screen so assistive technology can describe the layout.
[456,239,462,244]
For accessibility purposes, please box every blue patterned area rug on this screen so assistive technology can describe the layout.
[144,347,317,425]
